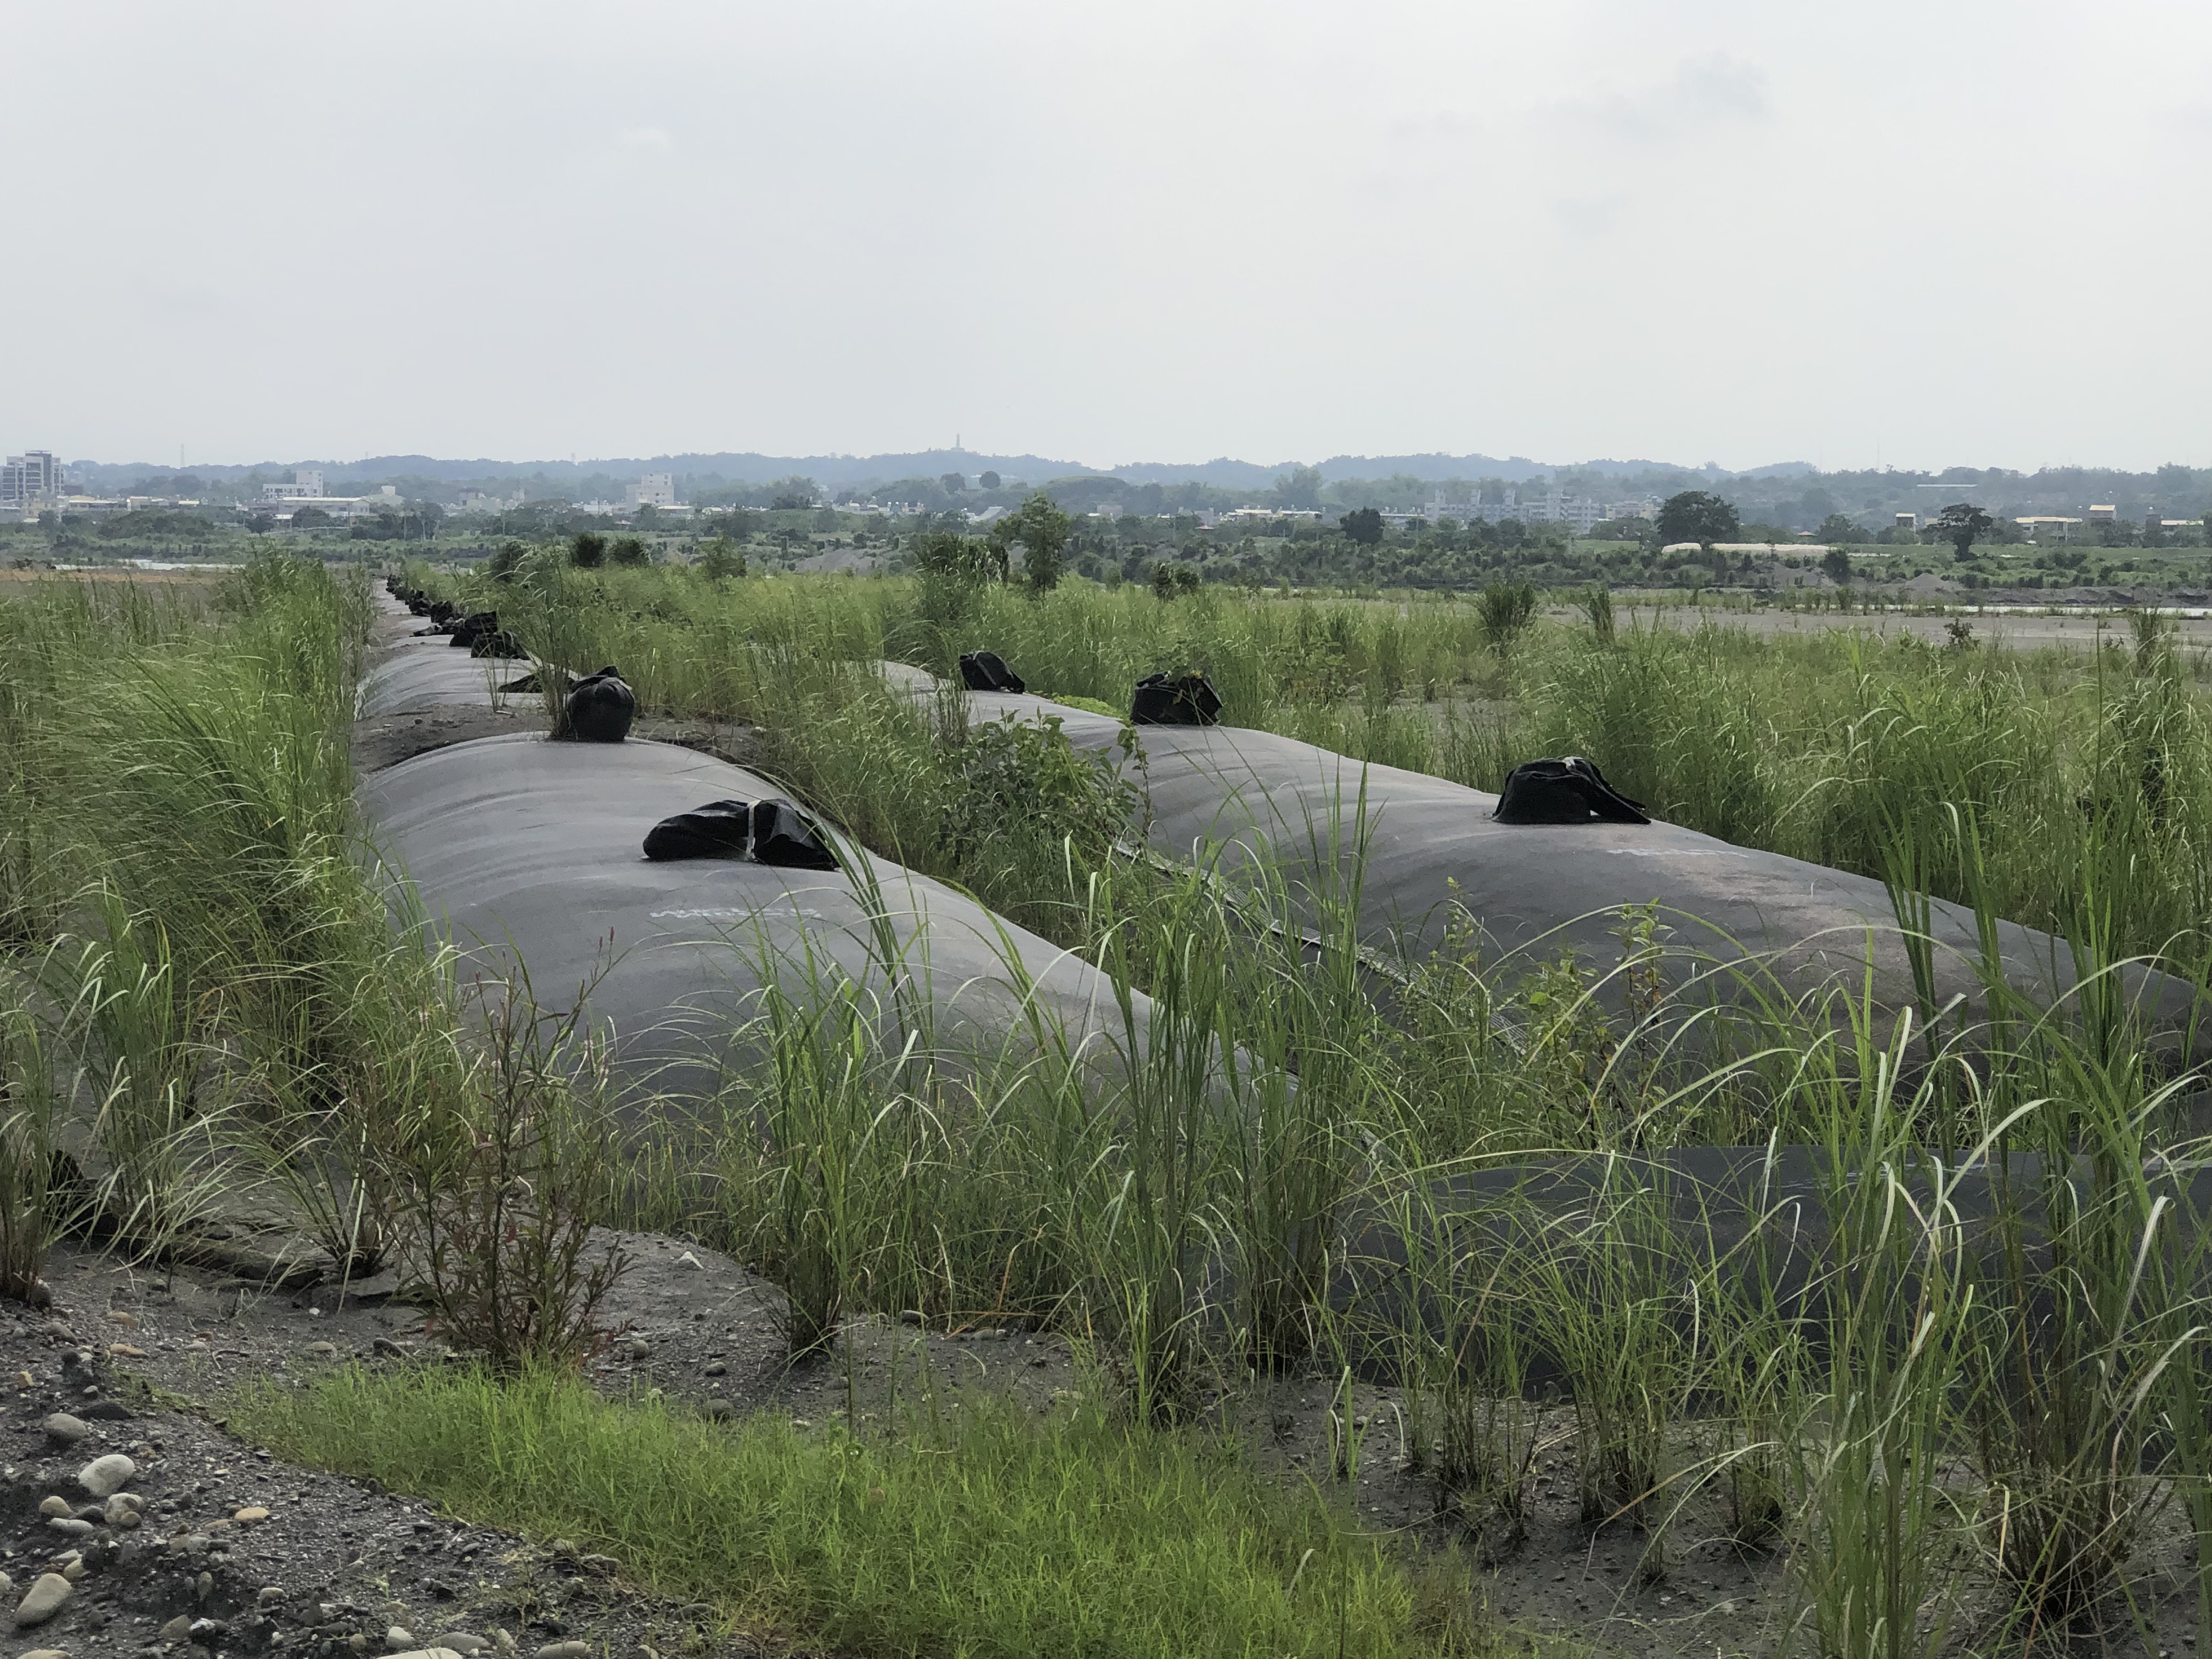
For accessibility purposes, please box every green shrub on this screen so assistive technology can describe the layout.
[1476,582,1536,652]
[696,535,746,580]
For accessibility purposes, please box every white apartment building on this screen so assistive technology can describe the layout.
[1425,488,1608,532]
[1541,492,1608,533]
[2,450,65,510]
[635,472,675,509]
[262,471,326,501]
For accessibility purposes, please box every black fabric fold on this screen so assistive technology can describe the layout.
[643,798,751,861]
[751,799,839,870]
[959,650,1026,694]
[563,666,636,743]
[1131,671,1222,727]
[1492,756,1650,825]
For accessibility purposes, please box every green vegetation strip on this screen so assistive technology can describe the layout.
[238,1367,1491,1658]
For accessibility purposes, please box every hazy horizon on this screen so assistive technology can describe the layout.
[8,2,2210,474]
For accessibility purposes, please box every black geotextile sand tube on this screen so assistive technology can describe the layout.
[361,590,528,715]
[357,596,1188,1104]
[356,608,572,720]
[357,731,1153,1101]
[1320,1142,2212,1387]
[357,639,520,716]
[884,662,2203,1045]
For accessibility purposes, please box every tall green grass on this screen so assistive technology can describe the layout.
[1,554,460,1265]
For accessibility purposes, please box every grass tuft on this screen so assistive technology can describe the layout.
[237,1363,1509,1658]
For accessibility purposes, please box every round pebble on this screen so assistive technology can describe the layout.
[40,1413,86,1445]
[387,1626,416,1652]
[14,1571,73,1626]
[234,1505,270,1525]
[36,1496,69,1517]
[76,1452,134,1497]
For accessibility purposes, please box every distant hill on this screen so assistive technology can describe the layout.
[66,448,1795,493]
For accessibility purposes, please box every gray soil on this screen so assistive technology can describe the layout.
[10,1221,2200,1658]
[0,1237,765,1658]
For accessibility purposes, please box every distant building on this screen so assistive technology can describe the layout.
[1895,512,1918,531]
[1424,488,1606,532]
[2014,516,2082,542]
[262,470,326,501]
[2,450,64,511]
[1426,490,1498,523]
[2087,504,2117,523]
[635,472,675,509]
[240,483,396,523]
[1538,492,1608,533]
[1606,499,1660,522]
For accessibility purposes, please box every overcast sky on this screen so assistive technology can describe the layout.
[7,2,2210,474]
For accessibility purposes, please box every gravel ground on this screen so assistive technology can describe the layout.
[0,1230,1108,1659]
[0,1246,754,1657]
